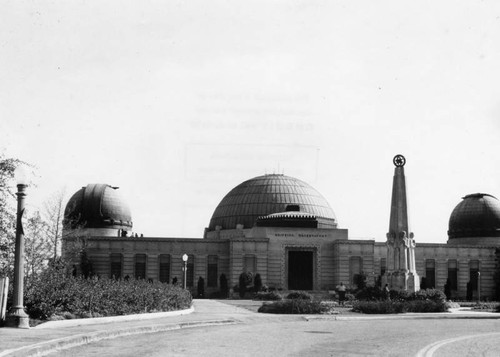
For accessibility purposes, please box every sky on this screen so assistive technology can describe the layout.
[1,1,500,244]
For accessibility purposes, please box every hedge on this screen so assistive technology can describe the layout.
[352,300,448,314]
[253,291,283,301]
[258,299,331,314]
[285,291,312,300]
[19,267,192,320]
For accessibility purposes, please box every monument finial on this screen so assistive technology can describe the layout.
[393,154,406,167]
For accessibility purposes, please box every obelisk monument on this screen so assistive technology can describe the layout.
[382,154,419,292]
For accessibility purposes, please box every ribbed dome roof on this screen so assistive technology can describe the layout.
[208,174,336,231]
[448,193,500,239]
[64,184,132,229]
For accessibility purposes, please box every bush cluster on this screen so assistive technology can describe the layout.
[258,299,330,314]
[286,291,312,300]
[352,288,448,314]
[352,300,448,314]
[21,267,192,320]
[356,287,446,303]
[470,302,500,311]
[355,286,385,301]
[253,291,282,301]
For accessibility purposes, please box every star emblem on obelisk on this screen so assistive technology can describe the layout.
[393,154,406,167]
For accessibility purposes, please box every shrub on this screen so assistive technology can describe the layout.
[258,300,330,314]
[471,302,499,311]
[21,266,192,320]
[353,272,367,290]
[355,288,445,303]
[353,299,448,314]
[254,274,263,293]
[389,289,411,301]
[404,300,448,312]
[286,291,312,300]
[411,289,446,302]
[355,286,384,301]
[345,293,356,302]
[219,274,229,298]
[353,301,405,314]
[238,272,253,298]
[254,291,282,301]
[239,271,253,286]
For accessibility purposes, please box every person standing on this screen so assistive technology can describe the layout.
[384,284,390,300]
[336,282,347,306]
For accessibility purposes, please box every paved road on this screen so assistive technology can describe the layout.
[49,305,500,357]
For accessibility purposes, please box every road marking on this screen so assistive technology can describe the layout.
[415,332,500,357]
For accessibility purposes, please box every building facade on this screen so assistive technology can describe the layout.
[63,157,500,299]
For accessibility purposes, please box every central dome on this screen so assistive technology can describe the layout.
[208,174,337,231]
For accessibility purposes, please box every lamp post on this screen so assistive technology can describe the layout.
[6,167,30,328]
[182,254,188,290]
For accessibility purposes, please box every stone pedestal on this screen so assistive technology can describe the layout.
[382,271,419,293]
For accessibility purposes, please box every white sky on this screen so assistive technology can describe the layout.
[1,1,499,243]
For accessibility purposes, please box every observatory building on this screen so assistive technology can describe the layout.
[63,156,500,299]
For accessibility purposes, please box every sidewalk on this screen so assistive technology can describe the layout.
[0,300,253,357]
[0,301,498,357]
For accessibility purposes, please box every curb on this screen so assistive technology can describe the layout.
[0,319,238,357]
[303,313,500,321]
[34,307,194,329]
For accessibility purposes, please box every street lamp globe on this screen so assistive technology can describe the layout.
[14,165,29,186]
[182,254,188,262]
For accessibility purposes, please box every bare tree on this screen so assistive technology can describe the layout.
[24,210,52,278]
[43,188,67,260]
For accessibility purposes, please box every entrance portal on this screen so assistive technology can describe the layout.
[288,251,313,290]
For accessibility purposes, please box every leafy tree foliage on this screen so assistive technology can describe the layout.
[0,155,24,277]
[0,154,66,279]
